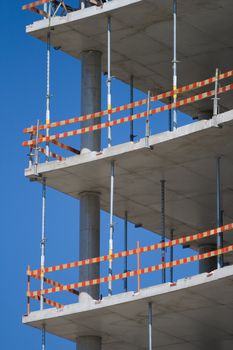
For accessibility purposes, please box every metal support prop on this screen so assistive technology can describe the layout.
[172,0,177,130]
[213,68,219,116]
[40,178,46,310]
[124,211,128,292]
[35,120,40,166]
[148,302,153,350]
[137,241,141,292]
[170,229,174,282]
[107,16,112,147]
[108,160,115,295]
[45,3,52,160]
[42,325,46,350]
[130,75,134,142]
[161,180,166,283]
[217,157,223,268]
[145,90,151,148]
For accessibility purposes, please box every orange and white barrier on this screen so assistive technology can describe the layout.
[22,0,50,10]
[22,82,233,147]
[23,69,233,134]
[28,223,233,276]
[27,244,233,298]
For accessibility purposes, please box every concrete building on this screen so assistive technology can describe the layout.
[22,1,233,349]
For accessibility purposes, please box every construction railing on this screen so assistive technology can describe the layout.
[22,0,77,18]
[22,69,233,164]
[26,223,233,314]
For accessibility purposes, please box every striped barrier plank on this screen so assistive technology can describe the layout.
[31,294,64,309]
[22,0,50,10]
[22,83,233,147]
[27,6,48,17]
[31,272,79,296]
[28,223,233,276]
[32,145,64,161]
[23,69,233,134]
[35,131,80,155]
[27,244,233,297]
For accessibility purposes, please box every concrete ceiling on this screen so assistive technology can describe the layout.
[23,265,233,350]
[26,0,233,118]
[25,110,233,255]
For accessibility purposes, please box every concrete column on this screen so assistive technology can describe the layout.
[79,191,100,302]
[80,50,102,153]
[78,50,102,350]
[199,243,217,274]
[77,336,101,350]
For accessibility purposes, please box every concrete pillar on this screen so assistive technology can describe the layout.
[80,50,102,153]
[78,50,102,350]
[79,191,100,301]
[199,243,217,274]
[77,336,101,350]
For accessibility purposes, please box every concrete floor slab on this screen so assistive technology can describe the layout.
[23,265,233,350]
[25,0,233,118]
[25,111,233,258]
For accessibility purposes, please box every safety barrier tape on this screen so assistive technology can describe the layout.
[30,294,64,309]
[27,244,233,297]
[22,0,50,10]
[32,145,65,161]
[23,69,233,134]
[27,6,48,17]
[28,223,233,276]
[31,272,79,296]
[22,83,233,147]
[35,131,80,155]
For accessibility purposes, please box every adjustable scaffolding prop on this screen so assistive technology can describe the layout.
[108,160,115,295]
[172,0,178,130]
[45,4,51,160]
[107,16,112,147]
[160,180,166,283]
[148,302,153,350]
[217,157,224,268]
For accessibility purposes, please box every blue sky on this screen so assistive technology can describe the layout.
[1,2,197,349]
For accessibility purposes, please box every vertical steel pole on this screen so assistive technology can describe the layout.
[170,229,174,283]
[107,16,112,147]
[161,180,166,283]
[124,211,128,292]
[172,0,177,130]
[217,157,223,268]
[108,160,115,295]
[40,178,46,310]
[213,68,219,116]
[130,75,134,142]
[148,302,153,350]
[145,91,151,148]
[46,4,52,160]
[42,325,46,350]
[169,97,172,132]
[137,241,141,293]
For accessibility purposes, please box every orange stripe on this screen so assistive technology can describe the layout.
[22,84,233,147]
[28,223,233,276]
[28,245,233,297]
[23,69,233,134]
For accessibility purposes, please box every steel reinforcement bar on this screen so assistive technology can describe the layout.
[28,223,233,276]
[27,244,233,297]
[22,83,233,147]
[23,69,233,134]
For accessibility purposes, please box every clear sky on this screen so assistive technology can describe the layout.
[2,2,197,349]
